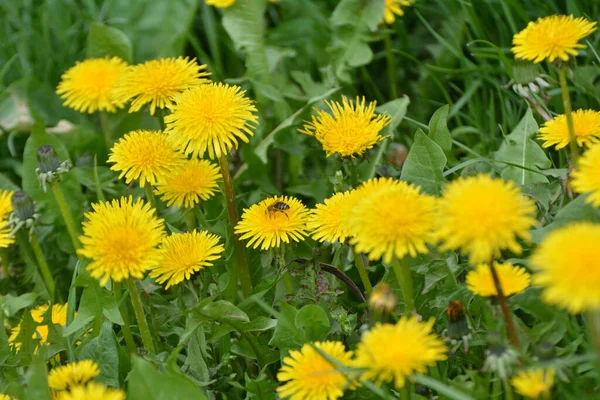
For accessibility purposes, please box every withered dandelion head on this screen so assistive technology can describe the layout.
[300,96,391,158]
[512,15,597,63]
[530,222,600,313]
[383,0,415,25]
[154,159,221,208]
[78,196,165,285]
[116,57,210,115]
[511,368,555,399]
[347,177,437,264]
[48,360,100,391]
[571,143,600,206]
[353,316,447,389]
[436,174,537,265]
[277,341,354,400]
[306,191,356,244]
[56,382,126,400]
[466,262,531,297]
[165,83,258,159]
[56,57,128,113]
[108,130,186,186]
[150,230,224,289]
[538,109,600,150]
[235,196,310,250]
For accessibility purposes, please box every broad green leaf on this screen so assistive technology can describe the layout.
[23,351,51,400]
[401,130,447,195]
[268,302,304,350]
[222,0,268,79]
[184,329,210,384]
[78,322,120,387]
[128,356,208,400]
[0,173,20,191]
[428,105,452,154]
[86,22,133,62]
[331,0,384,31]
[295,304,330,342]
[2,293,37,317]
[200,300,250,323]
[495,109,550,186]
[411,375,476,400]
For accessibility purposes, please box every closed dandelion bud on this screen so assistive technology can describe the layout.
[11,191,35,221]
[446,300,469,340]
[512,59,539,86]
[369,283,397,316]
[36,144,61,173]
[536,341,555,361]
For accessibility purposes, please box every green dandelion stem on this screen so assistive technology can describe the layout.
[1,249,9,279]
[391,257,414,314]
[155,109,167,131]
[488,261,521,349]
[586,311,600,366]
[279,244,293,294]
[353,251,373,295]
[29,232,55,300]
[383,30,398,100]
[113,281,137,354]
[51,181,81,251]
[218,153,252,301]
[100,111,112,151]
[185,209,197,232]
[126,277,156,355]
[557,67,579,164]
[144,182,157,209]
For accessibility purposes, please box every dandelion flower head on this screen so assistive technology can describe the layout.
[277,341,354,400]
[382,0,415,25]
[165,83,258,159]
[48,360,100,391]
[205,0,235,7]
[571,142,600,206]
[108,130,186,186]
[538,109,600,150]
[0,189,15,248]
[235,196,310,250]
[347,177,437,263]
[116,57,210,115]
[154,159,221,208]
[300,96,391,158]
[56,382,126,400]
[466,262,531,297]
[353,316,447,389]
[78,196,165,285]
[56,57,128,113]
[512,15,597,63]
[511,368,555,399]
[306,191,356,243]
[150,230,224,289]
[436,174,537,265]
[530,222,600,313]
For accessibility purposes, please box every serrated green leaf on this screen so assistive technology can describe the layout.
[78,322,120,387]
[23,350,51,400]
[401,130,447,195]
[87,22,133,62]
[495,109,550,186]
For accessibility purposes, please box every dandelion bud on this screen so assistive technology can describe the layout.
[536,341,555,361]
[11,191,35,221]
[369,283,397,316]
[446,300,469,340]
[37,145,60,173]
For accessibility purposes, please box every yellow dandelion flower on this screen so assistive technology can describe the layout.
[466,262,531,297]
[530,222,600,313]
[48,360,100,391]
[0,226,14,248]
[277,341,355,400]
[116,57,210,115]
[511,368,554,399]
[154,159,221,208]
[56,57,128,113]
[306,191,356,243]
[572,143,600,206]
[436,174,537,265]
[235,196,310,250]
[56,382,126,400]
[538,109,600,150]
[512,15,597,63]
[108,130,185,186]
[300,96,391,158]
[353,316,447,389]
[205,0,235,7]
[9,303,68,348]
[382,0,415,25]
[346,178,436,264]
[150,230,224,289]
[78,196,165,286]
[0,189,13,219]
[0,394,13,400]
[165,83,258,159]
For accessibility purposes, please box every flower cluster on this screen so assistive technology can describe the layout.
[48,360,125,400]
